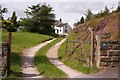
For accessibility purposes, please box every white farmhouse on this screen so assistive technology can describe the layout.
[54,19,71,34]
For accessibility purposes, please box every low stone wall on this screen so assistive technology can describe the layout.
[0,42,9,78]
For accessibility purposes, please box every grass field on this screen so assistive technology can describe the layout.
[35,38,67,78]
[2,32,53,77]
[58,41,99,74]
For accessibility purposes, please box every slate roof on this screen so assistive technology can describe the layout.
[55,20,68,27]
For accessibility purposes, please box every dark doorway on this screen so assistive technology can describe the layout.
[65,29,67,33]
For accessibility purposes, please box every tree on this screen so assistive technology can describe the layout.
[80,16,84,24]
[0,5,12,76]
[104,6,110,14]
[8,11,19,32]
[115,6,120,12]
[73,21,80,27]
[84,9,94,21]
[0,4,8,20]
[20,3,55,35]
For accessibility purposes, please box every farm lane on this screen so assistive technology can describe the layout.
[46,38,119,78]
[46,38,86,78]
[21,38,56,79]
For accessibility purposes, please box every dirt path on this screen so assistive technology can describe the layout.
[21,38,56,79]
[46,38,86,78]
[46,38,119,78]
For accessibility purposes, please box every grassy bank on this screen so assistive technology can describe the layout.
[58,41,99,74]
[2,32,53,77]
[35,38,67,78]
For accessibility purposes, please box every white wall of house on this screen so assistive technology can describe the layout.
[63,23,71,33]
[54,23,71,34]
[55,26,64,34]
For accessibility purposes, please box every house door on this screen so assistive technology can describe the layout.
[65,29,67,33]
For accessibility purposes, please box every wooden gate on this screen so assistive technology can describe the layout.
[65,27,94,67]
[65,18,119,68]
[65,31,119,68]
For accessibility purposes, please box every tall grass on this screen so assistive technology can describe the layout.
[58,41,99,74]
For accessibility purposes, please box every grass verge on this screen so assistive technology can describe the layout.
[35,38,67,78]
[2,32,53,77]
[58,41,99,74]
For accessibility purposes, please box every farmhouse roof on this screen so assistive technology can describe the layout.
[55,20,68,27]
[57,23,68,27]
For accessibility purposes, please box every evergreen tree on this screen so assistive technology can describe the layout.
[11,12,18,27]
[0,4,8,20]
[103,6,110,15]
[84,9,94,21]
[80,16,84,24]
[7,11,19,32]
[115,6,120,12]
[20,3,55,35]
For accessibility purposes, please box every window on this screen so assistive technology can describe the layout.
[65,29,67,33]
[57,29,59,33]
[65,25,67,28]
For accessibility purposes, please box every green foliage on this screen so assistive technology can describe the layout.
[7,11,19,32]
[73,21,80,27]
[95,6,110,18]
[73,16,84,27]
[10,11,19,28]
[104,6,110,14]
[115,6,120,12]
[35,38,67,78]
[0,6,8,20]
[1,11,19,32]
[74,6,111,26]
[84,9,94,21]
[0,7,8,14]
[20,3,55,36]
[80,16,84,24]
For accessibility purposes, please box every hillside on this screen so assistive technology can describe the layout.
[57,12,119,74]
[69,12,118,42]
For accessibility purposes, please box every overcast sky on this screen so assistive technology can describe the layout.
[0,0,119,28]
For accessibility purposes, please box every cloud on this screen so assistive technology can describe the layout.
[89,2,105,12]
[59,2,87,14]
[1,1,118,27]
[1,2,41,19]
[58,2,106,14]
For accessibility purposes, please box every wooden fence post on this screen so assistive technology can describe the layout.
[91,29,94,67]
[65,38,68,55]
[72,42,75,51]
[88,27,94,67]
[7,32,12,76]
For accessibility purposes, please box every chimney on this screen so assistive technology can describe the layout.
[59,18,62,22]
